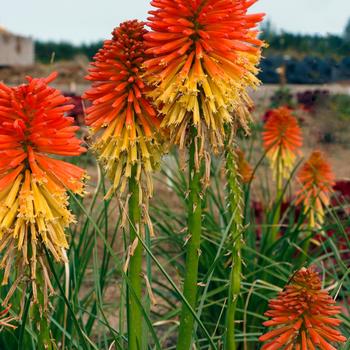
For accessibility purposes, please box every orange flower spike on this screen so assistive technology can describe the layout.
[296,151,335,228]
[144,0,265,155]
[260,267,346,350]
[83,20,164,199]
[262,107,303,182]
[0,74,86,305]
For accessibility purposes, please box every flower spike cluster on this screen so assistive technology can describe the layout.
[296,151,335,228]
[260,267,346,350]
[0,73,86,304]
[144,0,264,156]
[83,20,164,199]
[262,107,302,182]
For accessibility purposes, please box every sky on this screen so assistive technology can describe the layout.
[1,0,349,44]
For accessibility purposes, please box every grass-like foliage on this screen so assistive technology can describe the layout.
[0,125,350,350]
[0,127,348,350]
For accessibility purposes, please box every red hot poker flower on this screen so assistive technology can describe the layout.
[144,0,264,155]
[262,107,303,182]
[0,73,86,306]
[296,151,335,228]
[83,20,163,198]
[260,267,346,350]
[0,73,86,194]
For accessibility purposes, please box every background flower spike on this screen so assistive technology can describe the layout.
[296,150,335,228]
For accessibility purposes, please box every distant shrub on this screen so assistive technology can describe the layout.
[297,89,330,111]
[270,87,295,108]
[35,40,103,63]
[330,94,350,120]
[259,56,350,84]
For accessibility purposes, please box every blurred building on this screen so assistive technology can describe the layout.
[0,26,34,67]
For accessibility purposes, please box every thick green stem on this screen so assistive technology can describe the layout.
[127,166,143,350]
[32,271,53,350]
[176,131,202,350]
[224,146,244,350]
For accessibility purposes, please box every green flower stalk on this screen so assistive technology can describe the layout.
[127,166,143,349]
[176,128,203,350]
[224,143,245,350]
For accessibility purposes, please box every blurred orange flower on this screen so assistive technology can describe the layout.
[296,151,335,227]
[260,267,346,350]
[237,149,253,184]
[0,73,86,304]
[262,107,302,183]
[144,0,264,155]
[83,20,163,198]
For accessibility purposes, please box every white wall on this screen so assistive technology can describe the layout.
[0,33,34,66]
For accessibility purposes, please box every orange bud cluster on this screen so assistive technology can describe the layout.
[260,267,346,350]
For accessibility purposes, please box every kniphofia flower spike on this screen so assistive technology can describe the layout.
[262,107,303,182]
[83,20,163,199]
[260,267,346,350]
[144,0,264,157]
[296,151,335,228]
[0,73,86,305]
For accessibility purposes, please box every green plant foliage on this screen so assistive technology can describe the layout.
[149,144,350,348]
[0,137,348,349]
[35,41,103,63]
[330,94,350,121]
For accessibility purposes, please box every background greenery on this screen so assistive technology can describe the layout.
[0,119,348,348]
